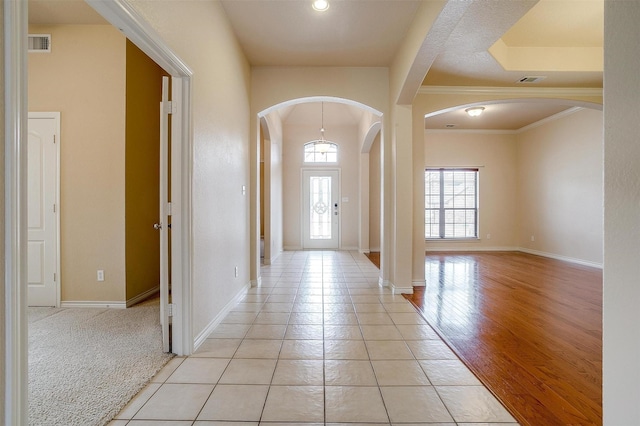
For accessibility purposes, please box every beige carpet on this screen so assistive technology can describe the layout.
[28,298,174,426]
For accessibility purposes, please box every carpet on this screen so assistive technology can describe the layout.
[28,298,174,426]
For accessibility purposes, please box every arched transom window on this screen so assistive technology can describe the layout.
[304,141,338,163]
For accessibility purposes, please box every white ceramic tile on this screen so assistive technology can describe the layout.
[323,303,355,313]
[324,340,369,360]
[325,386,389,423]
[323,312,359,325]
[372,360,431,386]
[192,339,241,358]
[324,360,377,386]
[115,383,162,419]
[279,339,324,359]
[284,324,324,339]
[420,360,482,386]
[221,311,259,324]
[365,341,414,360]
[234,339,283,359]
[406,340,459,360]
[396,324,439,340]
[194,422,258,426]
[261,386,324,422]
[133,383,214,420]
[292,303,323,313]
[353,303,386,313]
[271,359,324,385]
[380,386,454,423]
[207,324,251,339]
[219,359,276,384]
[356,312,394,325]
[166,358,230,384]
[260,303,294,313]
[324,325,363,340]
[197,384,269,421]
[389,312,427,325]
[244,324,287,340]
[360,325,403,340]
[253,312,290,325]
[126,421,193,426]
[435,386,517,423]
[288,312,324,324]
[151,357,186,383]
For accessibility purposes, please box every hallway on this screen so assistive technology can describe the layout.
[110,251,517,425]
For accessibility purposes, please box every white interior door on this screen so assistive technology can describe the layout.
[27,113,59,307]
[302,169,340,249]
[159,76,171,353]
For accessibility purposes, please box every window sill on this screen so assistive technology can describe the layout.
[425,238,481,242]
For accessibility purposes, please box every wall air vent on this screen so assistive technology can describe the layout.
[28,34,51,53]
[517,76,546,84]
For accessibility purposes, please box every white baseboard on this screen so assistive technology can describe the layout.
[359,249,370,254]
[250,276,262,287]
[284,245,302,251]
[341,246,359,251]
[412,280,426,287]
[264,249,282,266]
[126,286,160,308]
[517,247,603,269]
[390,283,413,294]
[60,301,126,309]
[193,283,250,352]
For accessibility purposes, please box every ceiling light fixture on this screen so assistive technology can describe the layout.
[312,0,330,12]
[465,107,485,117]
[315,102,331,154]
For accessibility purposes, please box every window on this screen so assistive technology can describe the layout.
[304,141,337,163]
[425,168,478,239]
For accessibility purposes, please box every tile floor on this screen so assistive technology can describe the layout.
[109,251,519,426]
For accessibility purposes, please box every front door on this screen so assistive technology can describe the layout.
[27,113,59,307]
[302,169,340,249]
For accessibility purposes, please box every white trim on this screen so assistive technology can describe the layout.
[390,284,413,294]
[518,247,603,269]
[5,0,28,424]
[426,129,516,135]
[126,286,160,308]
[418,85,603,97]
[28,112,61,308]
[515,107,583,134]
[359,249,370,255]
[60,301,127,309]
[250,276,262,288]
[341,246,359,251]
[284,245,303,251]
[85,0,194,356]
[264,250,282,266]
[193,283,250,352]
[369,247,381,252]
[412,280,426,287]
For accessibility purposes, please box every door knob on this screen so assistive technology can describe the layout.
[153,223,162,230]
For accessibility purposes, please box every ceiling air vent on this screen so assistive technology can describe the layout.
[28,34,51,53]
[517,76,546,84]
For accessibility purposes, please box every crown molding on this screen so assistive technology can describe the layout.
[418,85,603,97]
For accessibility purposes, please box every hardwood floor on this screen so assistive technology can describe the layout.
[364,251,380,268]
[404,252,602,426]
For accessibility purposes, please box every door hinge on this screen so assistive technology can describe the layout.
[53,203,56,213]
[53,273,56,282]
[162,101,173,115]
[166,202,172,216]
[53,134,56,144]
[167,303,174,317]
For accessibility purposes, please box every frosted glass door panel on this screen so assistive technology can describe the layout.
[302,170,339,249]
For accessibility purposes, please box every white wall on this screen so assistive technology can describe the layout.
[517,109,603,265]
[282,117,360,250]
[263,112,284,263]
[130,1,251,340]
[424,131,519,250]
[603,2,640,423]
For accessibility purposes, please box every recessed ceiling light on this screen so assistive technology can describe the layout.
[312,0,330,12]
[465,107,485,117]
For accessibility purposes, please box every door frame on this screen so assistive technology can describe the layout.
[301,168,341,250]
[27,112,61,308]
[4,1,194,423]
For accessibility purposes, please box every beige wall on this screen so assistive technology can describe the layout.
[0,3,5,418]
[263,113,284,263]
[282,119,360,250]
[369,134,381,251]
[424,132,519,250]
[125,40,167,301]
[131,1,252,337]
[517,108,603,264]
[28,24,127,302]
[603,2,640,421]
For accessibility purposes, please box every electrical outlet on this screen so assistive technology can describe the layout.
[97,270,105,282]
[531,235,535,242]
[234,266,239,278]
[486,233,491,240]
